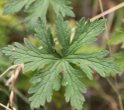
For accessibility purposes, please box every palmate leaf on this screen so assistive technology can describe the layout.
[4,0,74,24]
[2,17,119,110]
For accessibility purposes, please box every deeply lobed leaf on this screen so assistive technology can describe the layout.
[56,16,71,55]
[2,17,119,110]
[68,19,105,54]
[4,0,74,24]
[66,51,119,79]
[28,61,62,108]
[4,0,35,14]
[2,38,57,72]
[62,61,86,110]
[35,20,55,54]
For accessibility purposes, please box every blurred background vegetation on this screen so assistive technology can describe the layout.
[0,0,124,110]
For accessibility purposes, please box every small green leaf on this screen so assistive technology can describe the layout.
[108,28,124,45]
[113,52,124,71]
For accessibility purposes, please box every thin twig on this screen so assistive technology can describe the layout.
[7,64,24,109]
[0,103,12,110]
[0,64,24,78]
[43,106,48,110]
[98,0,112,56]
[91,2,124,21]
[107,78,123,110]
[0,64,24,110]
[98,0,123,110]
[13,87,29,104]
[95,80,118,110]
[115,78,124,110]
[107,78,118,94]
[0,65,18,78]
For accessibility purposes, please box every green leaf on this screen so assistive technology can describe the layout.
[108,28,124,45]
[2,38,57,72]
[4,0,35,14]
[50,0,74,17]
[56,16,71,54]
[4,0,75,24]
[66,51,119,79]
[28,61,62,108]
[62,61,86,110]
[26,0,49,24]
[113,51,124,71]
[35,20,55,54]
[2,17,119,110]
[68,19,105,54]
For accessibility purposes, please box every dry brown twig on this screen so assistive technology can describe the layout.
[0,103,12,110]
[0,64,24,78]
[91,2,124,21]
[0,64,24,110]
[71,2,124,44]
[95,2,118,107]
[98,1,124,110]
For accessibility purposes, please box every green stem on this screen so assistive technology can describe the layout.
[43,106,48,110]
[107,78,123,110]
